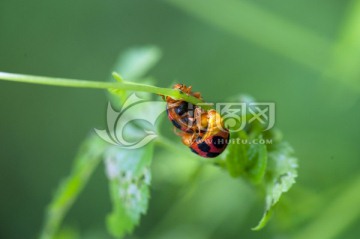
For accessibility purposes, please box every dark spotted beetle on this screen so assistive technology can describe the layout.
[181,110,229,158]
[163,84,230,158]
[163,84,204,133]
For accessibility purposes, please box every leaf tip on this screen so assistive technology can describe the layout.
[112,72,124,82]
[251,209,273,231]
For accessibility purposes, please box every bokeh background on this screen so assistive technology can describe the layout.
[1,0,360,238]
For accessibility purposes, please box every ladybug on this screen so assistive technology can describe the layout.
[163,84,203,133]
[181,110,230,158]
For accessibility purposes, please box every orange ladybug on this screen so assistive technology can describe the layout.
[163,84,203,133]
[163,84,229,158]
[181,110,229,158]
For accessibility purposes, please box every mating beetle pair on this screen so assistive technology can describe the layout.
[163,84,229,158]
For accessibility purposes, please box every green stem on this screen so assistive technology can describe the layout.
[0,71,211,109]
[292,175,360,239]
[148,164,206,238]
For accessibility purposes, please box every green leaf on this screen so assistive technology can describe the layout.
[108,46,162,108]
[224,131,248,177]
[40,134,108,239]
[246,136,268,184]
[252,141,298,230]
[114,46,162,80]
[224,131,267,183]
[104,143,154,238]
[222,95,297,230]
[102,47,161,238]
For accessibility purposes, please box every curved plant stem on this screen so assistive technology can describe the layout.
[0,71,212,109]
[292,175,360,239]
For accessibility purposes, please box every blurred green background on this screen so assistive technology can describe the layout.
[1,0,360,238]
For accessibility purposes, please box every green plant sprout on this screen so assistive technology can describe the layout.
[0,46,298,239]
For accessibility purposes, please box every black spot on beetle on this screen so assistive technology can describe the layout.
[198,142,210,152]
[213,136,226,149]
[175,102,188,116]
[206,152,221,158]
